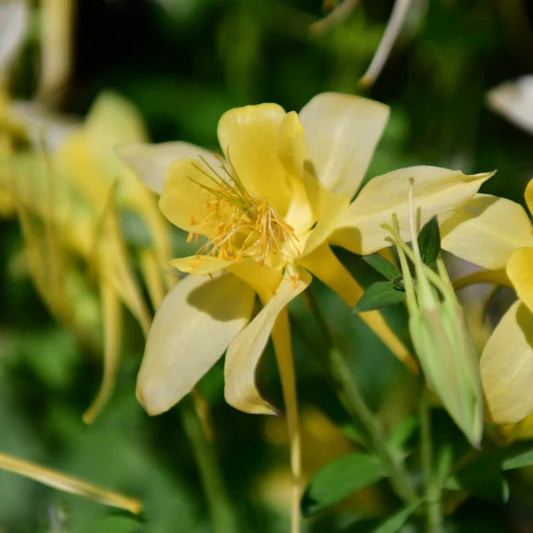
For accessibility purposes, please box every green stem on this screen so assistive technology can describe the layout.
[180,397,239,533]
[420,385,443,533]
[303,290,418,505]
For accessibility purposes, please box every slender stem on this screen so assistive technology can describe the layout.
[180,397,239,533]
[304,290,418,505]
[420,386,443,533]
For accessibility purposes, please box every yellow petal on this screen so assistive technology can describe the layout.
[507,247,533,314]
[159,158,224,235]
[137,273,255,415]
[487,76,533,135]
[332,167,494,255]
[83,283,122,424]
[227,259,282,303]
[298,243,417,372]
[441,194,533,270]
[169,255,232,275]
[116,141,219,195]
[0,451,141,514]
[95,187,152,335]
[298,92,389,198]
[481,302,533,424]
[224,270,311,414]
[525,178,533,217]
[217,103,295,214]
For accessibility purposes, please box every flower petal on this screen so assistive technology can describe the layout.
[487,76,533,135]
[441,195,533,269]
[116,141,219,195]
[224,270,311,414]
[159,158,223,235]
[507,247,533,314]
[332,167,494,255]
[217,103,296,214]
[481,302,533,424]
[169,255,232,275]
[526,178,533,217]
[298,92,389,198]
[137,273,255,415]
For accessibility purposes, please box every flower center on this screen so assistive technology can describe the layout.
[187,154,300,269]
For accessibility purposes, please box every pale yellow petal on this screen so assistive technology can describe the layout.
[137,273,255,415]
[487,76,533,135]
[298,92,389,198]
[116,141,219,195]
[83,283,122,424]
[525,178,533,217]
[224,270,311,414]
[332,167,494,255]
[169,255,232,275]
[159,158,223,235]
[217,103,294,214]
[441,194,533,270]
[481,302,533,424]
[95,188,151,335]
[227,259,282,303]
[0,452,141,514]
[507,247,533,314]
[300,187,350,257]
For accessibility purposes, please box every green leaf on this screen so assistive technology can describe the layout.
[372,500,422,533]
[417,216,441,266]
[301,453,384,516]
[503,448,533,470]
[353,281,405,313]
[363,254,402,281]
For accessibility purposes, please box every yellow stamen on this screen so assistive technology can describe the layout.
[189,155,300,269]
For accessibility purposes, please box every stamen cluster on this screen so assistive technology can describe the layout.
[187,154,300,269]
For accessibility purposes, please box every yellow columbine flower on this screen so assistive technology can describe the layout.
[119,92,493,417]
[441,179,533,424]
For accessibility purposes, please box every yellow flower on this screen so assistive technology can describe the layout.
[441,179,533,424]
[8,92,172,423]
[120,92,492,417]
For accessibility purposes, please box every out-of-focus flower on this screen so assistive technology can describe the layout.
[4,92,172,423]
[487,75,533,135]
[441,179,533,424]
[119,92,492,418]
[0,0,29,84]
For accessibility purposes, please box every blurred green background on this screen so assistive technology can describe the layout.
[1,0,533,531]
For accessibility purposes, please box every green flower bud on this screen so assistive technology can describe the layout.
[384,183,483,447]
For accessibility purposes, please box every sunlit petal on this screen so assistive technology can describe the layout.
[224,271,311,414]
[526,178,533,217]
[481,302,533,424]
[332,167,494,255]
[116,141,218,195]
[507,247,533,314]
[441,194,533,269]
[137,273,255,415]
[298,92,389,198]
[159,158,224,235]
[217,103,295,214]
[170,255,232,275]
